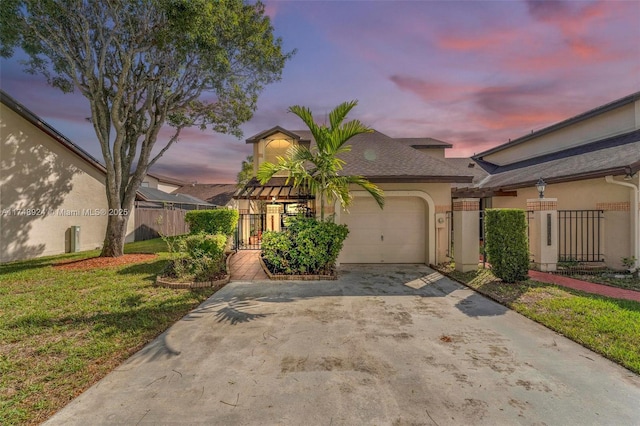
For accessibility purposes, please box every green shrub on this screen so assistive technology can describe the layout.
[484,209,529,283]
[164,233,227,281]
[185,209,239,236]
[261,216,349,275]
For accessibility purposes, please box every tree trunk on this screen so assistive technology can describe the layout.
[100,211,130,257]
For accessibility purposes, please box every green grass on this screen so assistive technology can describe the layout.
[568,273,640,292]
[438,265,640,374]
[123,237,171,254]
[0,240,216,425]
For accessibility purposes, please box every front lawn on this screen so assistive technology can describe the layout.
[0,241,216,425]
[437,265,640,374]
[567,272,640,292]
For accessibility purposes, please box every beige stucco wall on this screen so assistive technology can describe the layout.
[142,175,159,188]
[491,177,634,269]
[484,101,639,166]
[157,182,181,193]
[252,131,299,177]
[1,103,135,262]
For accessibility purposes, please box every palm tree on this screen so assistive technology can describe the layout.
[257,100,384,220]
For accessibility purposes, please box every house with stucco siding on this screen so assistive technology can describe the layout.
[234,127,473,265]
[0,90,207,263]
[453,91,640,270]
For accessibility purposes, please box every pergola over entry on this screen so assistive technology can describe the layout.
[234,177,315,201]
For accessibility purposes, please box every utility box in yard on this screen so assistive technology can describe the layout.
[70,225,81,252]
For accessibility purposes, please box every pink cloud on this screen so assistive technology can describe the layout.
[389,75,478,103]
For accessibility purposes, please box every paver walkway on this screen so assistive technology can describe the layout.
[229,250,267,281]
[529,270,640,302]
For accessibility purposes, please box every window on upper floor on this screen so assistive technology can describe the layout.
[265,139,292,164]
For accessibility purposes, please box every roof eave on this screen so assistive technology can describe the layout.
[482,166,635,192]
[245,126,305,144]
[366,175,474,184]
[1,89,107,175]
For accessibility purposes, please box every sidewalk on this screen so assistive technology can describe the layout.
[229,250,267,281]
[529,270,640,302]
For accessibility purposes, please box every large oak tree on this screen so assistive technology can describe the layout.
[0,0,292,256]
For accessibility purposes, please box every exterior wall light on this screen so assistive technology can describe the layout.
[536,177,547,199]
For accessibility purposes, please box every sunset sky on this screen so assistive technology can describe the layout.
[1,0,639,184]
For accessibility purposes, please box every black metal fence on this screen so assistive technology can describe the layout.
[235,213,266,250]
[557,210,604,262]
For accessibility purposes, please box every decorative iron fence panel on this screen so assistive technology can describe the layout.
[557,210,604,262]
[235,213,266,250]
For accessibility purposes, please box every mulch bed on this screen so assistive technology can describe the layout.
[53,254,158,271]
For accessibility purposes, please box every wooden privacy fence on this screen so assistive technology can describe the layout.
[134,207,189,241]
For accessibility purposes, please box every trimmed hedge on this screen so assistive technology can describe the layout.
[261,216,349,275]
[484,208,529,283]
[185,209,239,236]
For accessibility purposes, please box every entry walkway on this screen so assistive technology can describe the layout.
[529,270,640,302]
[229,250,267,281]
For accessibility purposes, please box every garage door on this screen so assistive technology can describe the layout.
[339,196,426,263]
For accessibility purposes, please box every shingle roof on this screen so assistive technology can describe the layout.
[146,172,190,186]
[476,131,640,190]
[445,158,489,187]
[174,184,238,206]
[137,187,214,206]
[246,128,472,183]
[395,137,453,148]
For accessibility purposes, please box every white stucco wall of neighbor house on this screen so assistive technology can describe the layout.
[0,103,135,263]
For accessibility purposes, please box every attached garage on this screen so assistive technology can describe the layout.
[339,196,427,263]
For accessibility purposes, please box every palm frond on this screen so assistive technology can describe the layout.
[328,100,358,131]
[288,105,325,148]
[345,175,385,209]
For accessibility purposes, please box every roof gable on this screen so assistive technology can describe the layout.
[245,126,310,144]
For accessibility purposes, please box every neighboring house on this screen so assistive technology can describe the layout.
[173,183,238,207]
[136,187,213,210]
[458,91,640,269]
[0,90,137,262]
[142,172,188,193]
[0,90,203,262]
[133,187,213,241]
[235,126,473,264]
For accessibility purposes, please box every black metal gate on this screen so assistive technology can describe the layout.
[558,210,604,262]
[235,213,266,250]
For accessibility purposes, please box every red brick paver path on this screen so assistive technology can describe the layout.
[529,270,640,302]
[229,250,267,281]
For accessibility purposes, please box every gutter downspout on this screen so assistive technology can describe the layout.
[605,175,640,270]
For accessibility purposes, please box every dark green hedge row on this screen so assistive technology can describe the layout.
[484,209,529,283]
[185,209,239,236]
[261,217,349,275]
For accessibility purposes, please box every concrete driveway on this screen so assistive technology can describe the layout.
[46,265,640,425]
